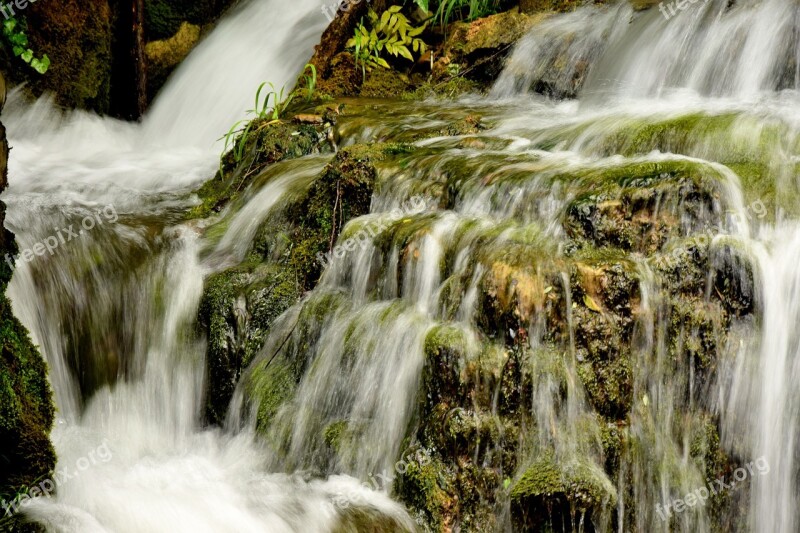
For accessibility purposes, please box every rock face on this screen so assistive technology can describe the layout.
[143,0,233,41]
[13,0,114,111]
[0,76,56,531]
[436,8,539,86]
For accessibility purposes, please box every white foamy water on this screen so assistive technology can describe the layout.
[2,0,414,531]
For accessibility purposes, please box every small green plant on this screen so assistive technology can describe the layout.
[2,17,49,74]
[347,6,427,80]
[301,63,317,102]
[218,81,295,177]
[412,0,497,27]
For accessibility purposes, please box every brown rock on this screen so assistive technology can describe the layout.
[293,114,325,124]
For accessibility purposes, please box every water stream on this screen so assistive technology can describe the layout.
[3,0,800,531]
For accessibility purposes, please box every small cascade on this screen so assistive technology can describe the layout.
[494,0,800,101]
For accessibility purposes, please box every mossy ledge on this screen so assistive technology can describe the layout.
[396,156,750,531]
[197,139,401,425]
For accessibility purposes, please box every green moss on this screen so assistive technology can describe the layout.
[359,68,411,99]
[563,159,725,253]
[511,453,617,512]
[282,144,384,290]
[668,297,725,372]
[188,121,329,220]
[520,0,585,13]
[402,76,481,100]
[199,144,384,429]
[247,357,298,435]
[199,263,300,425]
[510,456,563,499]
[12,0,113,111]
[0,295,56,511]
[332,506,413,533]
[395,452,455,531]
[323,419,348,451]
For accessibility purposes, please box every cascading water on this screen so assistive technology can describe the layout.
[3,0,800,531]
[2,0,412,530]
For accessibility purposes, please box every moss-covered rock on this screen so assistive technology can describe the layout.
[360,68,412,98]
[0,108,55,532]
[198,136,389,425]
[332,505,415,533]
[394,451,458,531]
[314,52,362,99]
[145,22,200,101]
[282,143,394,289]
[4,0,114,111]
[563,160,724,254]
[510,454,617,531]
[519,0,588,13]
[199,263,301,425]
[188,119,331,220]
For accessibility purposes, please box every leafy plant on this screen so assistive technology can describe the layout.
[2,17,49,74]
[346,6,428,80]
[218,81,295,177]
[301,63,317,102]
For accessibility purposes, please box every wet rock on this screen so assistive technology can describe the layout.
[437,8,538,87]
[564,161,723,254]
[199,265,300,426]
[188,120,330,220]
[519,0,588,13]
[333,505,416,532]
[314,52,362,98]
[510,454,616,531]
[293,114,325,124]
[145,22,201,101]
[360,68,412,98]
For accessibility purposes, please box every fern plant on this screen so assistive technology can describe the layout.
[2,18,49,74]
[347,6,427,80]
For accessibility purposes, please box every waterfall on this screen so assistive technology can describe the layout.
[2,0,414,530]
[493,0,800,101]
[142,0,327,148]
[2,0,800,530]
